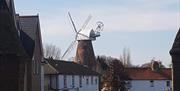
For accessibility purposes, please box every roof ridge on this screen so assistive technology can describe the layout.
[19,15,38,18]
[125,68,171,80]
[45,59,100,75]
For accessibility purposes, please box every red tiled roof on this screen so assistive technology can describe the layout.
[125,68,172,80]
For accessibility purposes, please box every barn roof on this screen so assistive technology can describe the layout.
[16,15,44,59]
[45,59,100,76]
[19,15,39,40]
[125,68,171,80]
[17,15,41,58]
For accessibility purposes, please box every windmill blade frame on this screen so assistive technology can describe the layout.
[77,32,90,39]
[62,12,103,60]
[68,12,78,33]
[78,14,92,33]
[95,21,104,31]
[61,40,77,60]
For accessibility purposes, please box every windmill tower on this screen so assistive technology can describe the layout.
[61,12,104,71]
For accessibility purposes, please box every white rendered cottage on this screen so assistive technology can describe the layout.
[124,67,172,91]
[44,59,100,91]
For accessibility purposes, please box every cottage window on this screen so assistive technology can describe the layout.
[126,81,132,89]
[86,77,89,85]
[49,75,58,89]
[63,90,69,91]
[95,78,98,84]
[91,76,93,85]
[150,80,154,87]
[64,75,67,88]
[79,76,82,87]
[72,75,75,88]
[166,81,170,87]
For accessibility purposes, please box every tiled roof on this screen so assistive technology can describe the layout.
[18,15,43,58]
[17,15,40,58]
[44,62,59,74]
[125,68,171,80]
[45,59,100,76]
[19,15,39,40]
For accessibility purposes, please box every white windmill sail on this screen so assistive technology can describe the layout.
[61,12,104,61]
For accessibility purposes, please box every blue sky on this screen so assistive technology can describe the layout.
[14,0,180,66]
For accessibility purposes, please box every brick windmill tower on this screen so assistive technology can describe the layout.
[61,12,104,71]
[170,28,180,91]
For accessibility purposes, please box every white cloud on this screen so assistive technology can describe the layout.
[102,12,180,32]
[15,0,180,36]
[40,10,179,37]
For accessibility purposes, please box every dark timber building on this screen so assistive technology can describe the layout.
[18,15,44,91]
[170,28,180,91]
[0,0,29,91]
[0,0,43,91]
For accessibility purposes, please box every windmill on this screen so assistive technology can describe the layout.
[61,12,104,70]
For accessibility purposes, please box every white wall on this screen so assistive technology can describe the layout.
[51,75,58,89]
[127,80,172,91]
[57,75,99,91]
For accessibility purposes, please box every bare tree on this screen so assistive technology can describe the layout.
[120,47,132,67]
[43,44,61,60]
